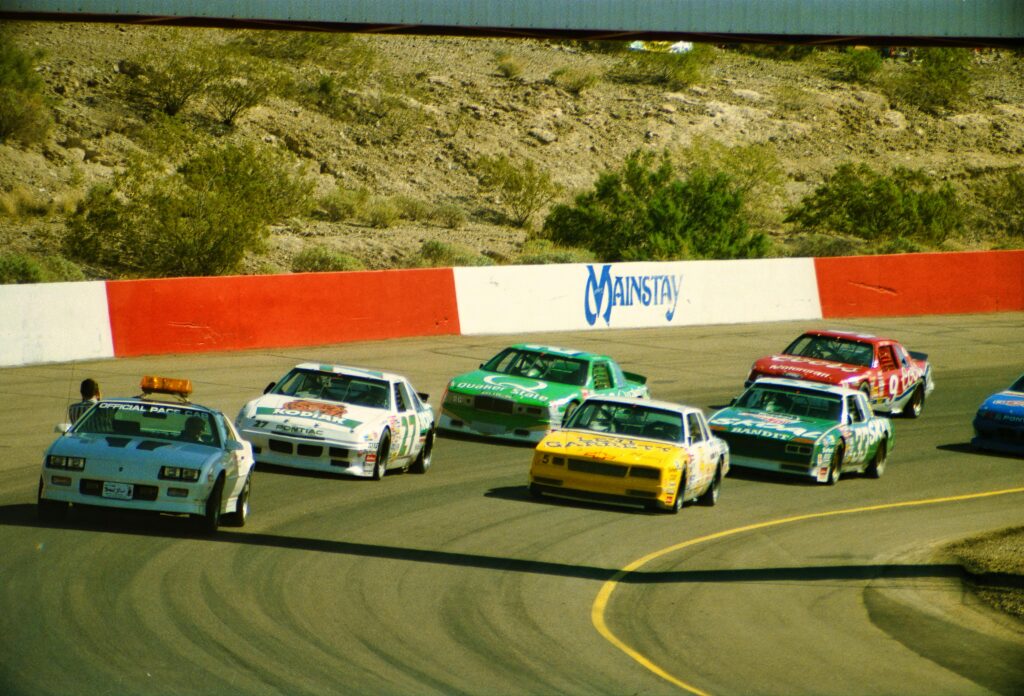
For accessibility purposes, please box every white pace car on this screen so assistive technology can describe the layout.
[235,363,435,479]
[38,376,254,534]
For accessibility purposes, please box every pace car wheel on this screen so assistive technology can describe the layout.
[825,446,843,485]
[373,431,391,481]
[198,475,224,535]
[37,477,68,522]
[867,439,887,479]
[222,474,251,527]
[698,463,723,506]
[905,386,925,418]
[409,432,433,474]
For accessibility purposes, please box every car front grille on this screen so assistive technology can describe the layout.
[717,432,813,464]
[474,395,514,414]
[80,479,158,501]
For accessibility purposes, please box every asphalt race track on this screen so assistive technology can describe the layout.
[1,314,1022,696]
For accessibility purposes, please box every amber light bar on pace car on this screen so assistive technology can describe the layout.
[140,375,193,398]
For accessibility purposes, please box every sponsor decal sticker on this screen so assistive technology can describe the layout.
[583,264,683,327]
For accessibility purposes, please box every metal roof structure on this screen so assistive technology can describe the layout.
[1,1,1022,47]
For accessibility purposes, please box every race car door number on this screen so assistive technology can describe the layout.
[102,481,133,500]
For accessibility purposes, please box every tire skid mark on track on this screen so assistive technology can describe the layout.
[591,486,1024,696]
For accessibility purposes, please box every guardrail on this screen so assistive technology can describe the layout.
[2,250,1021,367]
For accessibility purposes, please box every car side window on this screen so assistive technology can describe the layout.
[846,397,865,423]
[393,382,409,412]
[878,346,897,371]
[687,413,705,443]
[592,362,612,390]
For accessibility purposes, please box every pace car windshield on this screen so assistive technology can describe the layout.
[74,402,221,446]
[784,334,874,367]
[482,348,588,386]
[564,400,684,442]
[736,385,843,421]
[274,368,390,409]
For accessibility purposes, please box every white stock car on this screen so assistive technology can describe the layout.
[235,363,435,479]
[37,376,255,534]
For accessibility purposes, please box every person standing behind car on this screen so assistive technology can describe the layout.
[68,378,101,424]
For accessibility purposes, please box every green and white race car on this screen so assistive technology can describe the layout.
[438,344,649,443]
[708,377,893,484]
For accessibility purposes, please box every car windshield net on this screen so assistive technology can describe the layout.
[74,402,221,447]
[784,335,874,367]
[736,385,843,421]
[483,348,587,386]
[275,369,390,409]
[565,401,683,441]
[1009,374,1024,392]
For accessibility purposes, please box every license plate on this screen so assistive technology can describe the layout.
[102,481,134,500]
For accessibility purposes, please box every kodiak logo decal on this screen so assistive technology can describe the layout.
[583,264,683,326]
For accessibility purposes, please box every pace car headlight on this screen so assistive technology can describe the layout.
[159,466,201,482]
[46,455,85,470]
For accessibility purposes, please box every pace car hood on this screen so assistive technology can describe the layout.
[708,408,837,442]
[978,390,1024,423]
[752,355,864,384]
[447,369,582,406]
[537,429,680,468]
[48,433,220,468]
[242,394,387,437]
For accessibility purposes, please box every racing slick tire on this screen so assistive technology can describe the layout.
[372,431,391,481]
[409,432,433,474]
[825,446,844,486]
[37,477,69,522]
[904,385,925,419]
[866,439,888,479]
[698,463,723,507]
[197,474,224,535]
[222,473,251,527]
[528,482,543,499]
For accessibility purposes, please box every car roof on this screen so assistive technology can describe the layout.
[748,376,860,397]
[506,343,608,361]
[798,329,891,345]
[292,362,401,382]
[581,394,701,415]
[100,397,219,414]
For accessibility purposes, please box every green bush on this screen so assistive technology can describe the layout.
[0,41,51,146]
[551,66,600,95]
[833,48,883,83]
[0,252,44,284]
[292,246,365,273]
[407,240,494,268]
[785,162,964,245]
[889,48,973,113]
[360,197,400,228]
[495,52,523,79]
[974,168,1024,239]
[433,203,467,229]
[129,46,218,116]
[607,44,713,90]
[66,142,314,277]
[734,44,815,61]
[474,154,562,228]
[207,56,272,126]
[543,150,768,262]
[515,239,595,265]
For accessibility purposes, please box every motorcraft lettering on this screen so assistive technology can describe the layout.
[584,264,683,326]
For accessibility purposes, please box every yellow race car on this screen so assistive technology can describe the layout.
[528,396,729,513]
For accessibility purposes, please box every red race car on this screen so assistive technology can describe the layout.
[744,329,934,418]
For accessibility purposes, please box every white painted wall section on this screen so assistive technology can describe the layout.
[0,282,114,367]
[453,259,822,335]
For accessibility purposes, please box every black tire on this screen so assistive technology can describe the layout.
[373,431,391,480]
[198,475,224,535]
[409,432,433,474]
[528,482,543,499]
[904,385,925,419]
[698,463,723,507]
[825,446,843,485]
[37,477,69,522]
[222,474,251,527]
[867,439,887,479]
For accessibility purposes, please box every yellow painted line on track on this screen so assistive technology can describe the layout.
[591,486,1024,696]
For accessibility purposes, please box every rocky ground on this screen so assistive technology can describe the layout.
[1,21,1023,274]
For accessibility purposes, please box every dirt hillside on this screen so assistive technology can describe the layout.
[1,21,1023,275]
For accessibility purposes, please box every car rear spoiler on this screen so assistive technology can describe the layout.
[623,371,647,385]
[909,351,928,362]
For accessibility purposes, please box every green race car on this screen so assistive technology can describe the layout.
[438,344,649,443]
[708,377,893,484]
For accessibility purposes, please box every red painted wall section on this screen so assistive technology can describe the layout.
[106,269,460,357]
[815,250,1024,318]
